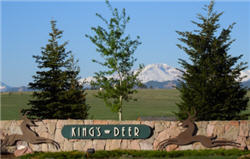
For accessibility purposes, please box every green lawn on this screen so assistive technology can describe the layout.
[1,90,250,120]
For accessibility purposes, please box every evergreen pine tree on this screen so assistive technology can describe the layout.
[176,1,249,120]
[22,20,89,119]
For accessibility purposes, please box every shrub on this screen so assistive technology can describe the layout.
[21,149,250,159]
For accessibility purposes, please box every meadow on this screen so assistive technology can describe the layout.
[1,89,250,120]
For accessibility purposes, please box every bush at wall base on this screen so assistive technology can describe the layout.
[20,149,250,159]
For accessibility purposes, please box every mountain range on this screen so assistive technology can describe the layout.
[81,63,250,89]
[1,64,250,92]
[0,82,32,92]
[80,64,182,89]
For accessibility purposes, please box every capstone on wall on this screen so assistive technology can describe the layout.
[0,120,249,152]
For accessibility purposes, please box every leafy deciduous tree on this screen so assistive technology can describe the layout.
[86,1,143,121]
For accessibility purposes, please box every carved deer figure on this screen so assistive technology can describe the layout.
[157,111,240,150]
[1,114,60,149]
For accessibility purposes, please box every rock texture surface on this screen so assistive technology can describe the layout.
[0,120,249,152]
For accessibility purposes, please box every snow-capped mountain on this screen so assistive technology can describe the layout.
[0,82,11,92]
[79,63,182,89]
[0,82,32,92]
[1,64,250,92]
[80,76,96,84]
[81,63,250,89]
[138,64,181,83]
[81,64,181,84]
[241,70,250,82]
[81,63,250,83]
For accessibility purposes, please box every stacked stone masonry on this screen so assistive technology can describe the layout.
[0,120,249,152]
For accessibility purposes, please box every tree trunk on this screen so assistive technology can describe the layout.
[118,110,122,121]
[118,95,122,121]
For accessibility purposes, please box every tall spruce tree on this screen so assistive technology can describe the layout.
[22,20,89,119]
[176,1,249,120]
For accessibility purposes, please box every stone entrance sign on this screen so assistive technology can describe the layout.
[61,124,153,139]
[1,120,249,152]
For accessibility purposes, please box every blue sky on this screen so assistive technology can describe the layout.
[2,1,250,87]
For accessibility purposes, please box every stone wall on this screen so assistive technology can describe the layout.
[0,120,249,152]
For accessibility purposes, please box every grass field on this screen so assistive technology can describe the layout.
[1,90,250,120]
